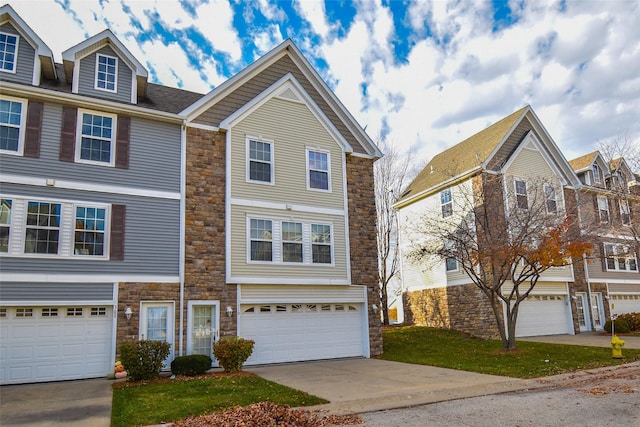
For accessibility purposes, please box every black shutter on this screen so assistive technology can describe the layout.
[110,204,126,260]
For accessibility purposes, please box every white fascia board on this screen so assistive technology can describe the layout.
[0,273,180,282]
[62,29,147,78]
[0,5,54,59]
[1,174,181,200]
[230,197,346,216]
[0,300,116,306]
[220,74,353,153]
[228,277,351,285]
[1,81,183,123]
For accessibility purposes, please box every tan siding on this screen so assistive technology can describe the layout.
[502,281,567,294]
[506,146,555,179]
[239,284,365,303]
[229,205,348,281]
[608,283,640,293]
[230,97,345,208]
[192,55,367,154]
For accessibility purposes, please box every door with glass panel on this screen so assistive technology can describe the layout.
[188,303,218,362]
[591,293,605,330]
[575,292,590,332]
[140,302,174,368]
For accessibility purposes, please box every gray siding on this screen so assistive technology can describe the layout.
[0,184,180,276]
[0,101,181,192]
[0,22,35,86]
[1,282,113,301]
[77,46,133,103]
[193,55,367,154]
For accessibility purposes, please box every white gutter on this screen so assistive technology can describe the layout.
[178,120,187,356]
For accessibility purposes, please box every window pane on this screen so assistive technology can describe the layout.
[312,244,331,264]
[249,160,271,182]
[79,113,113,163]
[75,206,106,256]
[249,140,271,162]
[0,33,18,71]
[310,170,329,189]
[0,99,22,152]
[1,199,13,252]
[251,241,272,261]
[283,242,303,262]
[312,224,330,243]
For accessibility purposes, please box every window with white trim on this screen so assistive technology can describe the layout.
[544,184,557,214]
[592,164,601,183]
[282,221,303,263]
[515,179,528,209]
[247,218,334,265]
[597,196,609,223]
[247,138,273,183]
[445,257,458,272]
[440,189,452,218]
[0,96,26,154]
[76,110,116,165]
[95,54,117,92]
[0,32,18,73]
[250,219,272,261]
[0,198,11,253]
[604,244,638,272]
[620,200,631,225]
[0,197,111,258]
[311,223,332,264]
[307,149,330,191]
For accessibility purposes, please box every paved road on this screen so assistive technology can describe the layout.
[355,363,640,427]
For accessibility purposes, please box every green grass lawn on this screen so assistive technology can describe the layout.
[111,373,327,427]
[380,326,640,379]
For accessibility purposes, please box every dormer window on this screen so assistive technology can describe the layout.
[592,164,601,183]
[0,32,18,73]
[95,54,117,92]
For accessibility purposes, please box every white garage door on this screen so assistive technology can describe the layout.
[515,295,571,337]
[609,294,640,316]
[239,303,365,365]
[0,306,113,385]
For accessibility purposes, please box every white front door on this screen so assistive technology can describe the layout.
[575,292,591,332]
[187,302,218,362]
[591,293,605,330]
[140,302,174,368]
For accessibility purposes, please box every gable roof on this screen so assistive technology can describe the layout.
[0,4,56,81]
[183,39,381,159]
[568,151,598,173]
[396,105,581,208]
[61,29,148,97]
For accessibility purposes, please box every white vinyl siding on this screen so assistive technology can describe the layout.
[230,97,345,209]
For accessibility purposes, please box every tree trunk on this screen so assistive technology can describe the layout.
[381,283,389,325]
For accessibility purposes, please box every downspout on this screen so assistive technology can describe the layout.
[178,120,187,356]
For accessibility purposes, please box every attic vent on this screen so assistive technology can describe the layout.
[430,165,435,174]
[475,152,481,161]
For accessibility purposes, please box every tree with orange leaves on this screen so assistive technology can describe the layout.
[408,173,593,350]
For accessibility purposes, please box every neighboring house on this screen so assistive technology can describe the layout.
[568,152,640,329]
[394,105,592,339]
[0,4,382,385]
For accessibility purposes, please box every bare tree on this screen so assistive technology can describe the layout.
[374,140,418,325]
[598,132,640,174]
[407,173,593,349]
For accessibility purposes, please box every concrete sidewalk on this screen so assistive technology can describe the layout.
[247,358,537,415]
[520,331,640,349]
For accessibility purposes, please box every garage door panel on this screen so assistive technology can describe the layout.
[515,295,571,337]
[0,306,113,385]
[610,294,640,316]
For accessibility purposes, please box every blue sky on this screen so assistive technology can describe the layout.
[10,0,640,165]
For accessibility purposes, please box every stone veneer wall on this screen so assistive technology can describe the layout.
[404,284,501,339]
[184,127,237,338]
[346,155,383,356]
[116,282,180,356]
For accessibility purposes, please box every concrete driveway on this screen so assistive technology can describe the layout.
[0,378,112,427]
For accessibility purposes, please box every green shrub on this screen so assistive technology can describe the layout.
[604,318,631,334]
[213,337,254,372]
[615,312,640,332]
[170,354,212,376]
[119,340,171,381]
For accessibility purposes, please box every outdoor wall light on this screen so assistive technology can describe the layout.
[372,304,379,314]
[571,295,578,301]
[226,306,234,317]
[124,307,133,320]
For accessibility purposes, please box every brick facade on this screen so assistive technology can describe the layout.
[346,155,383,356]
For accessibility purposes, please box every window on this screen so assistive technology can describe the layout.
[515,180,528,209]
[544,184,557,214]
[620,200,631,225]
[597,196,610,223]
[282,221,303,263]
[250,219,272,261]
[307,149,330,191]
[1,197,116,258]
[445,257,458,272]
[42,308,58,317]
[25,201,61,254]
[0,97,26,154]
[440,189,453,218]
[91,307,107,316]
[604,244,638,272]
[247,139,273,183]
[67,307,83,317]
[0,32,18,73]
[95,54,117,92]
[16,308,33,318]
[76,110,116,165]
[74,206,106,256]
[0,198,11,252]
[592,164,601,183]
[312,224,332,264]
